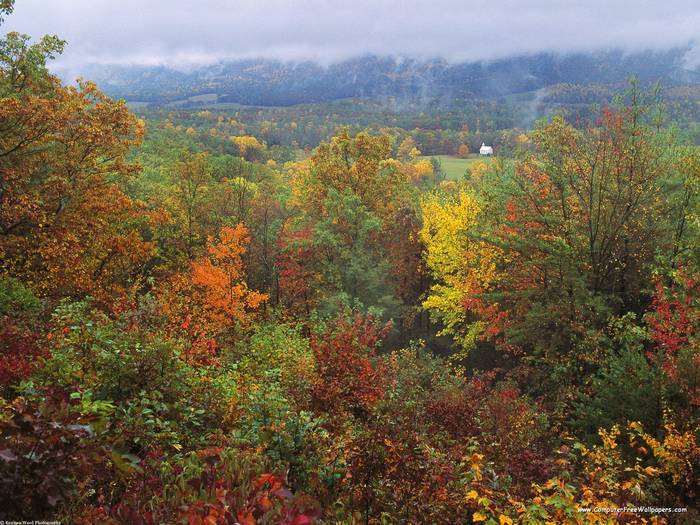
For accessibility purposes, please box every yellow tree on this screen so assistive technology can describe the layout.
[397,136,420,161]
[291,129,411,222]
[230,135,266,161]
[420,190,501,355]
[457,143,470,158]
[411,159,435,184]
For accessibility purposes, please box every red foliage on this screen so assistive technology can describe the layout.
[0,390,113,520]
[0,318,44,386]
[342,417,469,523]
[179,472,317,525]
[177,313,220,366]
[646,274,698,356]
[427,377,552,492]
[310,314,394,417]
[645,269,700,406]
[102,449,320,525]
[276,228,322,316]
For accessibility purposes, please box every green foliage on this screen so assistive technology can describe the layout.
[233,382,329,487]
[114,390,193,452]
[40,301,187,402]
[0,275,39,315]
[0,31,65,95]
[575,346,663,440]
[0,0,14,25]
[313,188,400,317]
[238,323,314,396]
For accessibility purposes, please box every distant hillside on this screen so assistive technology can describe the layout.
[70,50,700,107]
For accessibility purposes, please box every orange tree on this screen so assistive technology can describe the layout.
[160,224,267,362]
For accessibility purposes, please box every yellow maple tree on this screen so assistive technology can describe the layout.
[420,190,502,355]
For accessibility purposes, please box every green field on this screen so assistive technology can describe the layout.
[421,155,492,180]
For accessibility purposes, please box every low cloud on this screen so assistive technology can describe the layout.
[4,0,700,71]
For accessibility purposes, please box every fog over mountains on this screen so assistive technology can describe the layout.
[9,0,700,67]
[7,1,700,106]
[70,50,700,107]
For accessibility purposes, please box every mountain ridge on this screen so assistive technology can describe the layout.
[66,49,700,107]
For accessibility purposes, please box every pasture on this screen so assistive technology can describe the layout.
[421,155,493,180]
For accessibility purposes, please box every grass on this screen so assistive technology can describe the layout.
[420,155,493,180]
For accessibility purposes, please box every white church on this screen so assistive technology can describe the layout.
[479,142,494,156]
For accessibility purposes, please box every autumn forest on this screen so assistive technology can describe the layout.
[1,1,700,524]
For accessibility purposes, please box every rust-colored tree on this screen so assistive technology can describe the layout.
[310,313,393,418]
[0,31,154,308]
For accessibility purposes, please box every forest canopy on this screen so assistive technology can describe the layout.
[1,2,699,523]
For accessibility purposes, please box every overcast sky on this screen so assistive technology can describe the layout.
[4,0,700,71]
